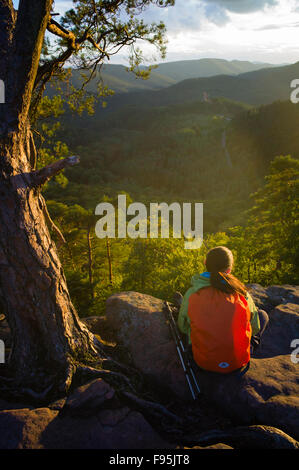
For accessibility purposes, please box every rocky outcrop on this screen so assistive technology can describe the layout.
[106,292,191,400]
[0,407,57,449]
[0,285,298,448]
[248,284,299,309]
[0,378,173,449]
[188,425,299,449]
[81,316,117,345]
[105,286,299,440]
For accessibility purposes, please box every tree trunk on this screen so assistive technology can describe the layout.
[0,1,103,397]
[0,127,100,397]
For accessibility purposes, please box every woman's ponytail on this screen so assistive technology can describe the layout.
[206,247,247,297]
[210,271,227,292]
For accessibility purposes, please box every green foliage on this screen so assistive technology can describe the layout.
[228,155,299,285]
[47,199,131,315]
[44,144,298,318]
[55,0,174,78]
[46,195,235,315]
[121,238,201,299]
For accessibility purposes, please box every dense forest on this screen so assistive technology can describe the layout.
[35,80,299,317]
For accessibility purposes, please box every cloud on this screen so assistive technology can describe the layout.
[136,0,207,33]
[201,0,280,26]
[51,0,282,32]
[52,1,73,15]
[255,23,285,30]
[254,21,299,31]
[50,0,296,50]
[139,0,282,32]
[204,0,279,14]
[204,3,230,25]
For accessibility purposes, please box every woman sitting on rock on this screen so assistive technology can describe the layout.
[178,246,269,375]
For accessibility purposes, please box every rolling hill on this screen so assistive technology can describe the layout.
[148,58,275,82]
[91,61,299,111]
[66,58,277,95]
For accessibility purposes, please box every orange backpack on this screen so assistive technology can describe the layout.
[188,287,252,374]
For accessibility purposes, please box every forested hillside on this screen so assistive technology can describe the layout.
[65,61,299,112]
[41,92,299,316]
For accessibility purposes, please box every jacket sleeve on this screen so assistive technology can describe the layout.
[246,292,260,336]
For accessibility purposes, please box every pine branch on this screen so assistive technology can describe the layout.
[47,17,77,48]
[29,155,80,188]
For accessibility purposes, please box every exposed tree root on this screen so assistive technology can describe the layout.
[92,334,144,384]
[0,380,54,404]
[19,384,55,402]
[75,365,136,394]
[1,357,298,450]
[1,331,298,450]
[0,366,76,405]
[121,391,184,425]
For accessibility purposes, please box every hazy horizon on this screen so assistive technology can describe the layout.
[100,57,292,67]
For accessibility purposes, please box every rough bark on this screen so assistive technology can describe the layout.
[0,131,101,394]
[0,1,102,397]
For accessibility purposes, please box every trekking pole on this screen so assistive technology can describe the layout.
[166,301,201,397]
[163,301,200,400]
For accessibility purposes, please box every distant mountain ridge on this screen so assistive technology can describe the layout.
[145,58,275,82]
[93,61,299,110]
[153,61,299,106]
[69,58,277,94]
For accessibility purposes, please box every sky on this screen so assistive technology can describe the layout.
[13,0,299,65]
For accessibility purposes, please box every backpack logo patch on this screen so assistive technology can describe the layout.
[218,362,230,369]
